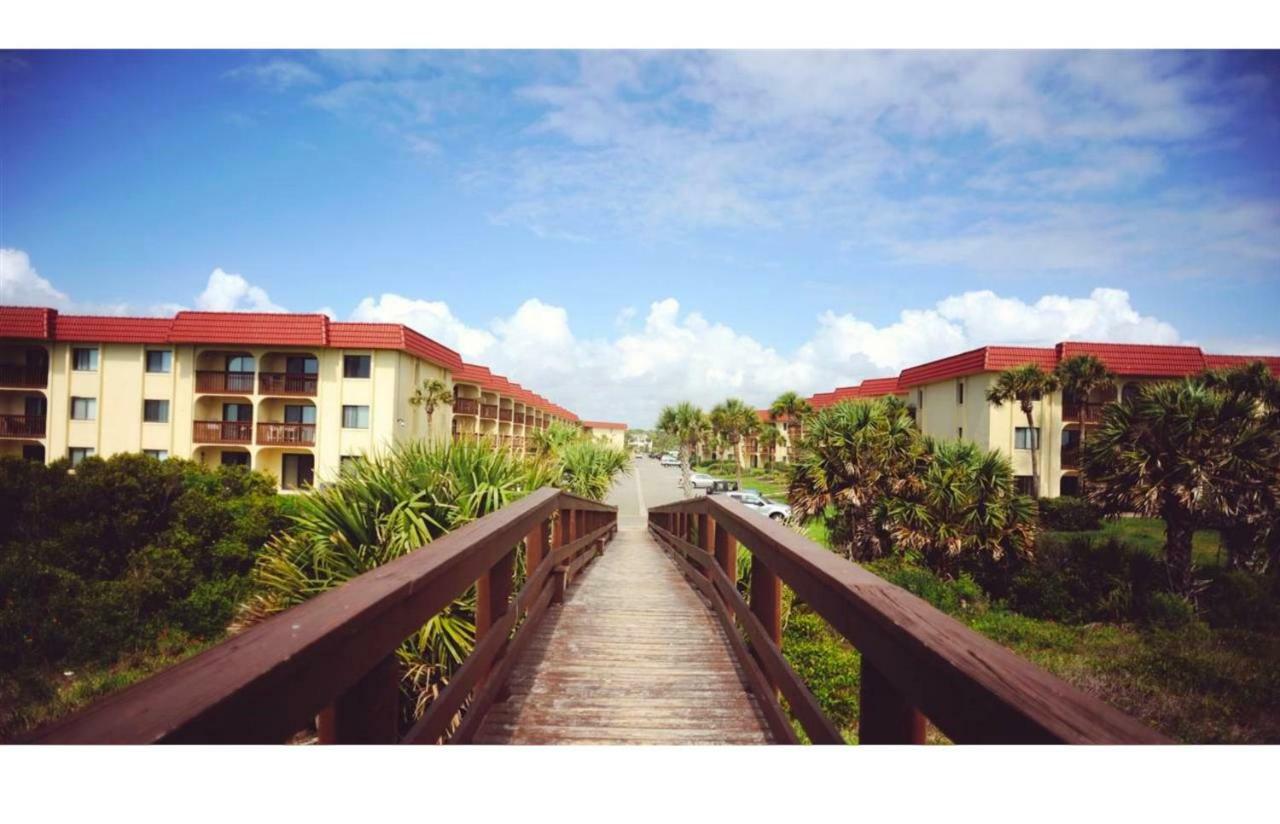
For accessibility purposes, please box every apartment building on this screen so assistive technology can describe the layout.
[581,421,628,449]
[0,306,579,489]
[748,342,1278,497]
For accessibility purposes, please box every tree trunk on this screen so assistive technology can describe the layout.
[1077,415,1087,495]
[1163,505,1195,596]
[680,445,692,499]
[735,438,744,487]
[1023,403,1040,496]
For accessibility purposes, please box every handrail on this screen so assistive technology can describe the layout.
[648,496,1169,744]
[27,487,618,744]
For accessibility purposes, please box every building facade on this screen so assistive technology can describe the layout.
[0,307,585,489]
[581,421,627,449]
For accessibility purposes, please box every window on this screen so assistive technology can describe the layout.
[282,454,316,490]
[23,444,45,462]
[25,396,47,418]
[222,402,252,422]
[72,348,98,371]
[1060,475,1081,497]
[226,355,254,373]
[342,405,370,429]
[146,350,172,373]
[68,447,95,466]
[143,399,170,423]
[70,397,97,420]
[1015,475,1036,496]
[956,380,964,405]
[1014,427,1040,450]
[339,455,363,474]
[220,452,250,467]
[916,389,924,410]
[144,449,169,461]
[286,356,318,375]
[284,404,316,424]
[1062,428,1081,449]
[343,354,371,379]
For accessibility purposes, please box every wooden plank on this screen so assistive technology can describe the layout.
[657,496,1171,744]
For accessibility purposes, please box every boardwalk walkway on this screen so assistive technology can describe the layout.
[474,462,775,744]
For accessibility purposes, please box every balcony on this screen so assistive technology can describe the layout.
[193,420,253,444]
[481,404,498,420]
[515,412,525,425]
[454,397,479,415]
[196,371,255,395]
[257,421,316,446]
[499,408,513,422]
[1061,447,1082,470]
[0,415,45,438]
[1062,403,1107,423]
[0,364,48,389]
[258,372,318,397]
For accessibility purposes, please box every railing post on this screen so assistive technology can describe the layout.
[316,653,400,744]
[859,661,926,744]
[713,518,737,584]
[526,517,548,572]
[476,546,516,700]
[749,554,782,696]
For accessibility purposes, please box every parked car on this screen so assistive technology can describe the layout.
[707,479,740,495]
[726,490,792,521]
[660,455,681,467]
[688,472,716,490]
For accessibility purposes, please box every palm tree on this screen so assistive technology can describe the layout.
[709,398,759,485]
[1084,377,1280,593]
[409,378,455,437]
[657,402,708,497]
[1054,355,1115,490]
[985,364,1059,497]
[758,426,782,468]
[770,391,812,461]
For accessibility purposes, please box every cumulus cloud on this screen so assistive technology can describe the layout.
[0,247,70,307]
[226,60,323,92]
[195,268,284,312]
[350,293,497,358]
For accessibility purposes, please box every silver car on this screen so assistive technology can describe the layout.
[726,491,792,521]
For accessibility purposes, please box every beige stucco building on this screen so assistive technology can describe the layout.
[0,307,579,489]
[581,420,628,449]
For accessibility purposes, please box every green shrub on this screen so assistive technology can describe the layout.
[865,556,987,617]
[1038,496,1102,531]
[1146,592,1199,629]
[782,608,861,731]
[1009,536,1163,624]
[1203,570,1280,629]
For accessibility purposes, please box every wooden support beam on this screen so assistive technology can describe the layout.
[713,519,737,584]
[525,518,548,571]
[316,654,399,744]
[859,660,926,744]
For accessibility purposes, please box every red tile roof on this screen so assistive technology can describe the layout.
[1205,354,1280,375]
[170,311,330,347]
[55,315,174,343]
[1055,341,1205,377]
[0,306,57,339]
[582,420,626,430]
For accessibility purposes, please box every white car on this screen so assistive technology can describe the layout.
[726,491,792,522]
[660,455,681,467]
[688,472,716,490]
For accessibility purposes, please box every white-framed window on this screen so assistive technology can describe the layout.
[70,397,97,420]
[342,405,370,429]
[144,449,169,460]
[143,399,170,423]
[68,447,95,466]
[1014,427,1040,450]
[343,354,372,378]
[72,347,99,371]
[284,404,316,424]
[145,350,172,373]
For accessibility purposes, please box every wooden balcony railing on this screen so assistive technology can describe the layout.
[515,412,525,425]
[258,372,318,396]
[481,404,498,420]
[1062,403,1107,423]
[27,488,618,744]
[193,420,253,444]
[195,370,255,394]
[498,408,513,422]
[647,496,1168,744]
[0,364,48,388]
[453,397,479,415]
[1061,447,1082,469]
[0,414,45,438]
[257,421,317,446]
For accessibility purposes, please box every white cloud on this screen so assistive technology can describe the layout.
[226,60,322,92]
[351,286,1186,426]
[0,247,70,308]
[195,268,284,312]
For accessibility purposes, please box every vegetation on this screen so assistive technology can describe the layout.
[708,397,759,485]
[656,401,709,496]
[1054,354,1115,492]
[985,363,1059,495]
[0,454,288,739]
[1037,496,1102,532]
[769,390,812,424]
[408,378,454,434]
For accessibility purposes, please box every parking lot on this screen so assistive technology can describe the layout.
[605,453,693,528]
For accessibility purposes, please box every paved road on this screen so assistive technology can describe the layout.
[605,455,692,528]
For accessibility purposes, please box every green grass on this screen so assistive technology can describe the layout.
[1044,517,1225,568]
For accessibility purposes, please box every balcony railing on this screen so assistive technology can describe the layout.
[454,397,479,415]
[0,414,45,438]
[499,408,513,422]
[515,412,525,425]
[193,420,253,444]
[258,372,318,396]
[1062,403,1107,423]
[0,364,48,388]
[257,421,316,446]
[196,371,255,394]
[1061,447,1081,469]
[481,404,499,420]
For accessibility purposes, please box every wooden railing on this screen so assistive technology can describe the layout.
[1062,403,1106,423]
[195,370,255,394]
[454,397,479,415]
[480,404,498,420]
[258,372,318,396]
[498,408,513,422]
[0,364,48,388]
[257,421,317,446]
[26,488,618,744]
[647,496,1168,744]
[1061,446,1081,469]
[0,414,45,438]
[514,412,525,425]
[193,420,253,444]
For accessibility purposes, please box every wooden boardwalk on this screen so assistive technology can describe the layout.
[473,525,776,744]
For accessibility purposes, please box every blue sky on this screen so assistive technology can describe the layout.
[2,50,1278,423]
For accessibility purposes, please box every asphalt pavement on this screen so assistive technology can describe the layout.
[605,455,694,528]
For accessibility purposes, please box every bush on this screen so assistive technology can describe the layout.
[1203,570,1280,629]
[865,556,987,617]
[1038,496,1102,531]
[1146,592,1199,630]
[1008,536,1163,624]
[782,608,861,732]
